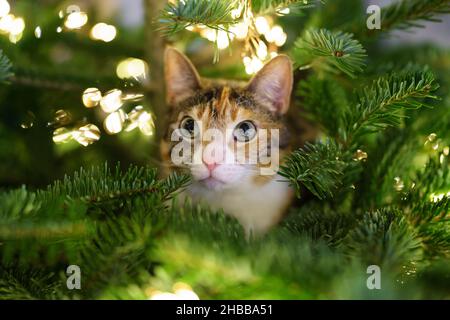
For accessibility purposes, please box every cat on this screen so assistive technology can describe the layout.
[161,47,295,235]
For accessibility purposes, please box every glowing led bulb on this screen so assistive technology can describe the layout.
[74,124,101,146]
[82,88,102,108]
[393,177,404,192]
[353,149,368,162]
[104,110,125,134]
[138,111,154,136]
[10,16,25,35]
[256,41,268,59]
[0,13,14,33]
[230,22,248,40]
[34,26,42,38]
[90,23,117,42]
[216,30,230,49]
[53,127,73,144]
[116,58,148,80]
[250,56,263,73]
[0,0,10,18]
[277,7,290,15]
[266,25,286,46]
[100,89,123,113]
[64,11,88,29]
[255,16,270,35]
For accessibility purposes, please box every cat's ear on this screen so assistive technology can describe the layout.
[164,47,201,105]
[246,55,293,115]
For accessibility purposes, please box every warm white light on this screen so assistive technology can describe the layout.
[0,13,13,33]
[277,7,290,15]
[34,26,42,38]
[230,7,242,19]
[9,16,25,35]
[100,89,123,113]
[173,288,200,300]
[243,56,263,75]
[256,41,268,59]
[82,87,102,108]
[201,28,217,42]
[255,16,270,35]
[138,111,154,136]
[74,124,101,146]
[56,26,62,33]
[148,283,199,300]
[430,192,450,203]
[116,58,148,80]
[251,56,263,73]
[265,25,287,46]
[104,110,125,134]
[90,23,117,42]
[230,22,248,40]
[53,127,73,144]
[149,292,180,300]
[216,30,230,49]
[64,11,88,29]
[0,0,10,18]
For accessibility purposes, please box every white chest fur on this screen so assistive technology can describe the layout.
[185,174,293,234]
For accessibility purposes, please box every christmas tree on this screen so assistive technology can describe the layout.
[0,0,449,299]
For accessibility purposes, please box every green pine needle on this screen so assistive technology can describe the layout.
[279,141,346,199]
[158,0,238,35]
[292,28,367,78]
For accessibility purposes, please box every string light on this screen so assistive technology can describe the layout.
[353,149,368,162]
[430,192,450,203]
[100,89,123,113]
[0,12,25,43]
[0,0,10,18]
[138,111,154,136]
[216,30,230,49]
[424,133,439,151]
[277,7,290,15]
[229,22,248,40]
[64,11,88,29]
[123,106,155,136]
[104,109,126,134]
[265,25,287,46]
[73,124,101,146]
[394,177,404,192]
[34,26,42,38]
[116,58,149,80]
[255,16,270,35]
[90,23,117,42]
[82,88,102,108]
[147,282,199,300]
[53,127,73,144]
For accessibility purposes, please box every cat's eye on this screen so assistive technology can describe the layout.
[233,121,257,142]
[179,116,198,139]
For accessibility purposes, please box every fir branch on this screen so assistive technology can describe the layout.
[345,68,440,143]
[0,267,65,300]
[292,29,367,78]
[39,163,160,203]
[158,0,238,35]
[343,208,423,272]
[0,50,13,83]
[279,141,346,199]
[296,76,349,139]
[252,0,321,14]
[380,0,450,32]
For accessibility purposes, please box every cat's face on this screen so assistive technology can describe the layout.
[161,48,293,191]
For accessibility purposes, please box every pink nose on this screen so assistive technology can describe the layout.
[205,162,218,172]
